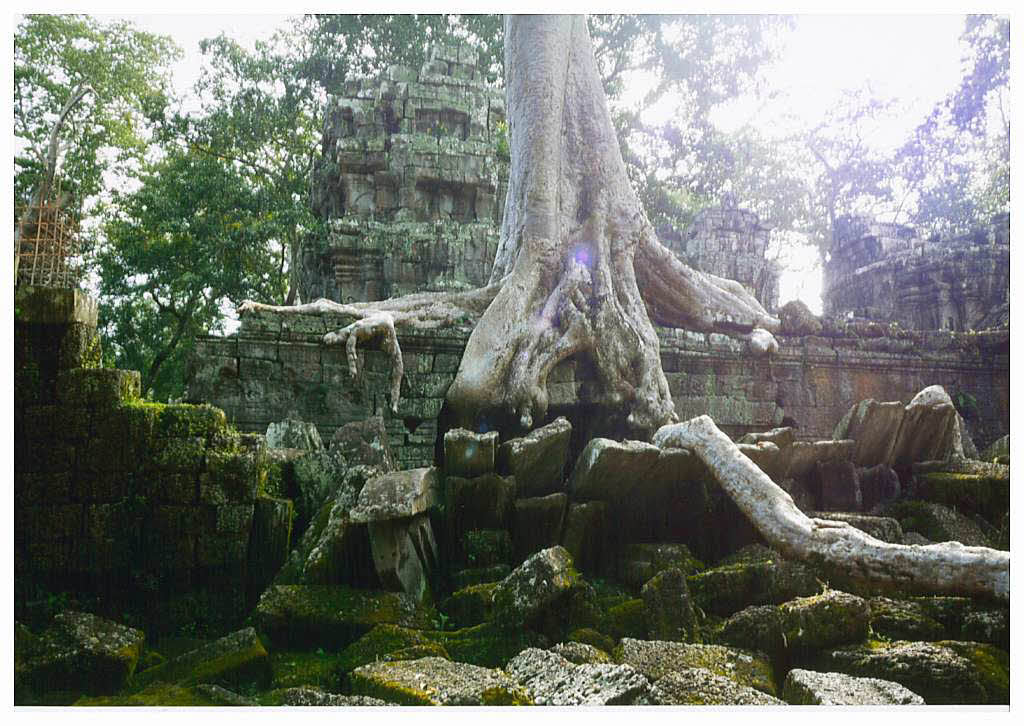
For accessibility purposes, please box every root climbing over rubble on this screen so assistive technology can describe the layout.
[654,415,1010,602]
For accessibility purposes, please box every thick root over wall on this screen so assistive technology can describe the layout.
[654,415,1009,603]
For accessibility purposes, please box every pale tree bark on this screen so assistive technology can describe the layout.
[654,415,1009,602]
[242,15,778,433]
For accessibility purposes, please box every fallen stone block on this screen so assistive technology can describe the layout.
[265,417,323,451]
[650,667,785,705]
[782,668,924,705]
[506,648,649,705]
[492,545,579,627]
[496,416,571,497]
[833,399,904,468]
[567,438,661,502]
[252,584,438,650]
[130,627,269,692]
[17,611,144,696]
[350,467,440,523]
[818,639,1008,705]
[616,542,704,590]
[641,568,699,642]
[511,492,567,563]
[614,638,776,696]
[349,656,531,705]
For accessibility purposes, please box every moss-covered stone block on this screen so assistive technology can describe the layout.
[603,598,646,641]
[349,656,532,705]
[642,568,699,642]
[269,650,344,692]
[17,611,144,698]
[248,496,293,591]
[121,402,160,456]
[938,640,1009,705]
[610,540,708,593]
[58,322,102,371]
[75,682,242,707]
[155,403,229,439]
[868,597,946,641]
[778,590,870,655]
[252,585,439,650]
[449,564,511,589]
[912,471,1009,524]
[151,437,207,475]
[880,500,992,547]
[818,639,1005,705]
[336,624,438,675]
[687,555,820,617]
[462,529,513,568]
[195,531,249,570]
[15,287,98,326]
[614,639,776,696]
[441,582,498,628]
[567,627,617,655]
[492,545,578,626]
[56,368,140,409]
[433,621,544,668]
[204,449,262,503]
[130,627,269,692]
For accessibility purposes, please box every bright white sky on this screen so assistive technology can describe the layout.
[9,4,1005,313]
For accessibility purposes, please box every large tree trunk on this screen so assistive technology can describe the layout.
[447,15,777,433]
[654,416,1009,602]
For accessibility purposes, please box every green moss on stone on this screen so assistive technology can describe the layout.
[603,598,646,640]
[56,368,141,409]
[252,585,439,651]
[347,670,435,706]
[336,624,436,675]
[433,622,542,668]
[75,682,226,707]
[567,627,616,654]
[156,404,228,439]
[441,582,498,628]
[939,641,1009,705]
[915,472,1009,522]
[270,650,344,691]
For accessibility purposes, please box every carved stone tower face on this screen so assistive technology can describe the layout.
[302,42,509,304]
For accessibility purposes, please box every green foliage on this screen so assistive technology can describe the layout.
[302,14,504,89]
[14,14,179,212]
[95,146,285,400]
[896,15,1009,238]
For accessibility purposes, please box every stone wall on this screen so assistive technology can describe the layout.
[187,309,1009,462]
[301,42,509,303]
[824,214,1010,331]
[186,308,470,469]
[15,287,291,634]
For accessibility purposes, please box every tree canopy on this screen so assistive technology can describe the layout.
[14,14,179,212]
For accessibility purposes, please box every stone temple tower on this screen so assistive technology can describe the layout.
[301,41,509,304]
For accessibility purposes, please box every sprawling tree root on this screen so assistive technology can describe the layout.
[654,415,1009,602]
[239,284,500,412]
